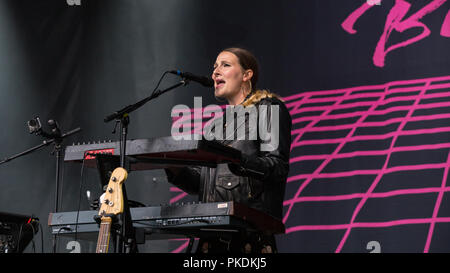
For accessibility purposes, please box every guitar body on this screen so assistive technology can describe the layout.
[95,167,128,253]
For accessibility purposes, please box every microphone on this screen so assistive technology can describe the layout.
[169,70,214,87]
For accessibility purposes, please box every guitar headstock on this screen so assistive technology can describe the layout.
[98,167,128,218]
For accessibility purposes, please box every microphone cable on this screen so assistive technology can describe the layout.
[73,156,87,247]
[52,156,85,253]
[151,70,170,97]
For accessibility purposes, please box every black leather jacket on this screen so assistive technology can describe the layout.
[166,96,292,220]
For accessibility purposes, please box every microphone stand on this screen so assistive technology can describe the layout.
[104,79,189,123]
[104,78,190,254]
[0,126,81,253]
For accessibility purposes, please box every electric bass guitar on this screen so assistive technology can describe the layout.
[95,167,128,253]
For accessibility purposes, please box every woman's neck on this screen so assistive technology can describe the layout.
[227,91,247,106]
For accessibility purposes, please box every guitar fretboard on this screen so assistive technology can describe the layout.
[96,219,112,253]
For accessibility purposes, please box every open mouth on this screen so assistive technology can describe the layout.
[215,79,225,89]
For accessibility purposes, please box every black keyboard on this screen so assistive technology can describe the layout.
[63,137,241,170]
[48,201,285,241]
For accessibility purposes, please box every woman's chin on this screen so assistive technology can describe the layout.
[214,89,226,99]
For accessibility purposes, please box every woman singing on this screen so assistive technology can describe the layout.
[166,47,292,253]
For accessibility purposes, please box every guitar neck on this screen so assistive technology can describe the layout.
[96,218,112,253]
[95,167,127,253]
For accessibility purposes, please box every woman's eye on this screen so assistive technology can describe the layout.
[213,63,230,70]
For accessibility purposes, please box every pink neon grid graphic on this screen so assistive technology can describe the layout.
[168,74,450,252]
[283,74,450,253]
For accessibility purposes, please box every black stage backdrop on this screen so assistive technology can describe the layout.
[0,0,449,253]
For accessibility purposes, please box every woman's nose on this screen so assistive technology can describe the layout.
[212,68,221,78]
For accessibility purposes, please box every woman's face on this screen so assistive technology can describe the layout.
[212,51,249,104]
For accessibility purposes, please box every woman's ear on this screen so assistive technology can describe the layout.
[243,69,253,82]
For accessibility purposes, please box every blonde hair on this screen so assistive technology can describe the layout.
[242,89,283,107]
